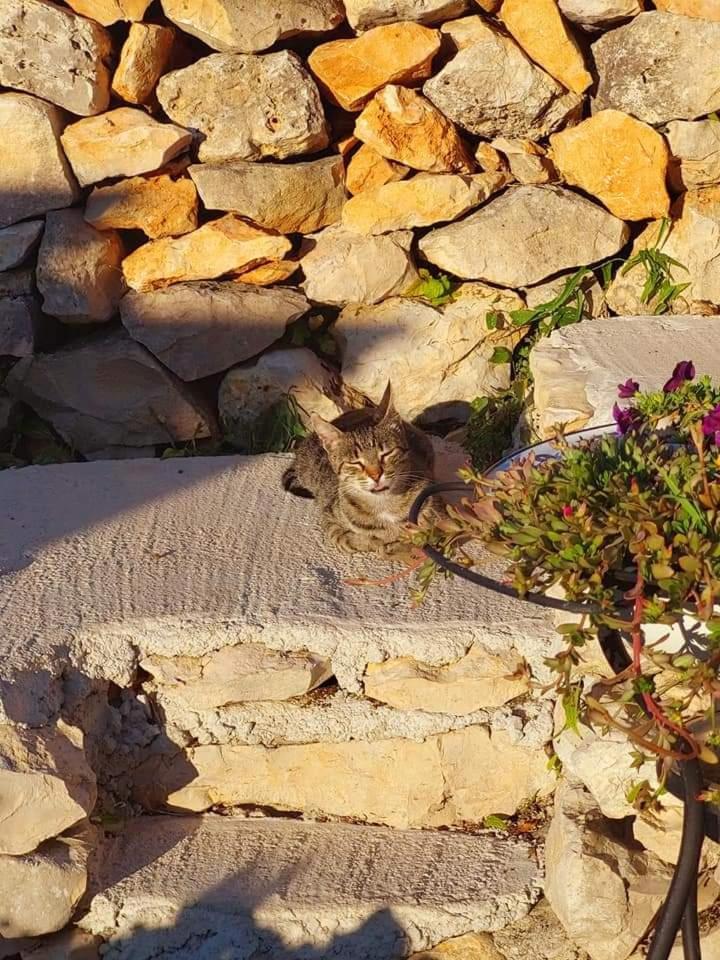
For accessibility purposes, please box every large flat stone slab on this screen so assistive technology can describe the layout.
[0,454,557,726]
[530,315,720,439]
[80,815,542,958]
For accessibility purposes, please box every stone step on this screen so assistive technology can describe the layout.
[530,314,720,439]
[79,814,543,960]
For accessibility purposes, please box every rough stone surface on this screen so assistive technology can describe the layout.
[524,271,606,317]
[0,93,79,230]
[140,723,552,825]
[411,933,505,960]
[501,0,593,94]
[364,644,529,713]
[0,221,43,272]
[160,0,345,52]
[355,85,474,174]
[545,782,671,960]
[80,816,542,957]
[0,454,560,726]
[0,269,39,357]
[346,144,410,195]
[550,110,670,221]
[0,722,95,856]
[593,11,720,124]
[20,929,102,960]
[120,282,310,380]
[112,22,175,105]
[4,331,215,455]
[0,0,112,116]
[219,348,345,446]
[85,175,198,240]
[530,316,720,439]
[0,395,19,438]
[490,138,554,185]
[234,261,300,286]
[654,0,720,18]
[440,15,489,53]
[142,643,333,711]
[60,109,192,189]
[419,185,629,287]
[157,52,329,163]
[300,225,418,305]
[607,189,720,315]
[344,0,469,30]
[342,171,506,234]
[122,215,290,293]
[37,210,125,324]
[667,119,720,190]
[189,157,346,234]
[424,21,582,139]
[308,22,440,111]
[0,828,92,939]
[64,0,151,24]
[558,0,644,30]
[336,284,522,421]
[493,899,590,960]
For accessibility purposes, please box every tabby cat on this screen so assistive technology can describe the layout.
[282,384,437,556]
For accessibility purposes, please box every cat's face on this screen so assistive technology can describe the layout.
[332,420,411,496]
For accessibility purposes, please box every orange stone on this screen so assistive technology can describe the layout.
[346,144,410,194]
[112,23,175,105]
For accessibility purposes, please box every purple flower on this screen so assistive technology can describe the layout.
[702,404,720,446]
[613,403,642,436]
[663,360,695,393]
[617,378,639,399]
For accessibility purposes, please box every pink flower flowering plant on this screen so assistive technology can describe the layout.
[411,362,720,797]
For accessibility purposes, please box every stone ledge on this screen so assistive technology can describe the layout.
[79,814,543,959]
[530,315,720,439]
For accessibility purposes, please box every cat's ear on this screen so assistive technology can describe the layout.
[376,382,396,421]
[311,414,344,451]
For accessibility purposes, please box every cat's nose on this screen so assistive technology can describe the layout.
[365,465,382,482]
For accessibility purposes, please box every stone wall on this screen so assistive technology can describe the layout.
[2,0,720,458]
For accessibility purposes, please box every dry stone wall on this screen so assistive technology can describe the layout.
[2,0,720,456]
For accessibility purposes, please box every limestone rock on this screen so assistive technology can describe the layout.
[411,933,505,960]
[85,175,198,240]
[60,109,191,189]
[0,722,95,856]
[545,782,671,960]
[0,0,111,116]
[654,0,720,18]
[234,261,300,286]
[219,348,344,446]
[475,143,508,174]
[120,282,310,380]
[160,0,345,52]
[606,189,720,315]
[0,395,19,439]
[335,284,523,420]
[157,52,329,163]
[525,270,607,317]
[20,929,102,960]
[122,216,290,294]
[37,210,124,324]
[593,11,720,124]
[475,0,502,10]
[189,156,346,234]
[501,0,593,94]
[440,15,489,52]
[424,21,582,139]
[64,0,151,24]
[141,724,552,826]
[670,927,720,960]
[112,23,175,105]
[0,221,43,272]
[342,171,506,234]
[364,645,529,713]
[4,331,216,454]
[419,185,629,287]
[344,0,470,30]
[142,644,333,711]
[549,110,670,220]
[308,22,440,112]
[490,138,554,185]
[0,828,93,939]
[493,899,589,960]
[666,119,720,190]
[300,225,418,305]
[0,93,79,229]
[355,85,474,174]
[0,269,40,358]
[558,0,644,30]
[346,144,410,194]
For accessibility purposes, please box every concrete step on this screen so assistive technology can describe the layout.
[79,814,543,960]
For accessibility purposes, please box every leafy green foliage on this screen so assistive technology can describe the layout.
[465,392,522,470]
[404,268,459,307]
[0,406,76,470]
[243,395,310,455]
[620,218,690,314]
[483,814,509,830]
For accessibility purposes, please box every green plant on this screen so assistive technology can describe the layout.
[465,391,523,470]
[411,362,720,787]
[244,395,310,454]
[619,218,690,315]
[404,268,459,307]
